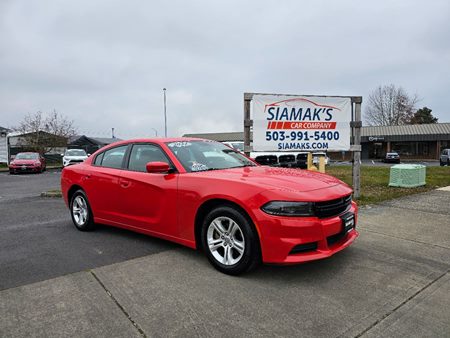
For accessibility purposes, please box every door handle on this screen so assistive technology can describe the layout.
[120,180,131,188]
[82,174,91,181]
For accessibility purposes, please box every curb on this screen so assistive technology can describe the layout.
[40,191,62,198]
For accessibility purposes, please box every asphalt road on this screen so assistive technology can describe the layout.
[0,171,174,290]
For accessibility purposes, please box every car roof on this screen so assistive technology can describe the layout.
[119,137,208,144]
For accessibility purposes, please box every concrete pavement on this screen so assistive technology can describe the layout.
[1,189,449,337]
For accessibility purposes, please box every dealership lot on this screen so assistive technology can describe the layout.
[0,171,449,337]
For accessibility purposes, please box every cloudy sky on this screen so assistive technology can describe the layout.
[1,0,449,139]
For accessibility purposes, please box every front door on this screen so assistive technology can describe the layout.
[116,143,179,238]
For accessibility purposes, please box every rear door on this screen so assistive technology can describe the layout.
[116,143,179,237]
[82,145,128,221]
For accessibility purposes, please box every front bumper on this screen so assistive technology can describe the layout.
[9,165,42,173]
[255,202,358,264]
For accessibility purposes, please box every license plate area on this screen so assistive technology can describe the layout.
[340,212,355,233]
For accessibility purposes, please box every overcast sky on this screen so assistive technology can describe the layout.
[1,0,449,139]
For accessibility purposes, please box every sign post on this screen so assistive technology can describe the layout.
[244,92,362,198]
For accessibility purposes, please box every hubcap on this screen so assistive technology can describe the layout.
[72,196,88,226]
[207,216,245,265]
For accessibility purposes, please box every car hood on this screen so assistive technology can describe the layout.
[196,166,348,193]
[64,156,88,160]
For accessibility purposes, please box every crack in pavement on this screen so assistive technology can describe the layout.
[353,270,450,338]
[90,270,148,338]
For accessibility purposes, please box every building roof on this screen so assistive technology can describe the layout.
[184,123,450,143]
[182,132,245,142]
[69,135,122,145]
[0,126,11,133]
[361,123,450,137]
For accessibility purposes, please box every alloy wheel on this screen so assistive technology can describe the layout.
[72,196,89,226]
[206,216,245,265]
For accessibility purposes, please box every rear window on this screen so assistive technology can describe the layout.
[98,146,128,169]
[94,152,104,166]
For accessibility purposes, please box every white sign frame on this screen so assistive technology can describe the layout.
[243,92,362,198]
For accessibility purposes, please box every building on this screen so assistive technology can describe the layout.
[0,126,11,163]
[361,123,450,160]
[184,122,450,160]
[68,135,122,155]
[6,130,68,164]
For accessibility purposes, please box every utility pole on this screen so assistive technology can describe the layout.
[163,88,167,137]
[151,128,158,137]
[112,127,115,138]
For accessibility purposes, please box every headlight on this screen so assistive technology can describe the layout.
[261,201,314,216]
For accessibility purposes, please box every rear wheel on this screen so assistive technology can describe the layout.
[70,190,96,231]
[201,206,261,275]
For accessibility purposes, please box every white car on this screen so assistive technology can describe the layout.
[62,149,89,167]
[312,152,330,166]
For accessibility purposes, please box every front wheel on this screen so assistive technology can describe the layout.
[201,206,261,275]
[70,190,96,231]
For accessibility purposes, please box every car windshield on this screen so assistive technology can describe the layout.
[166,140,256,173]
[15,153,38,160]
[66,149,87,156]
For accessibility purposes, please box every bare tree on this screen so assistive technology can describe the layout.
[15,110,77,154]
[364,84,419,126]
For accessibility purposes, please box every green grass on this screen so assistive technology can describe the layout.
[0,163,7,168]
[326,166,450,205]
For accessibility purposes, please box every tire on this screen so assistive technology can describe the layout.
[201,205,261,275]
[69,189,96,231]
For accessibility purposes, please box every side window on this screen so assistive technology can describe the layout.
[94,152,104,166]
[101,146,128,169]
[128,144,170,172]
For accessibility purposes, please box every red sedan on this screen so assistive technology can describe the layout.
[61,138,358,275]
[9,152,46,174]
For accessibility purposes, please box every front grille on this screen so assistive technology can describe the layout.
[314,195,352,219]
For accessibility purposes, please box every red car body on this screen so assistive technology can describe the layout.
[61,138,358,265]
[9,152,46,174]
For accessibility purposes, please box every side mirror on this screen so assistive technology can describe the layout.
[146,161,170,173]
[87,153,91,157]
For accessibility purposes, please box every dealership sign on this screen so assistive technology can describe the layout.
[252,95,352,151]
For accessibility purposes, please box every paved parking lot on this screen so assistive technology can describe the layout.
[0,171,449,337]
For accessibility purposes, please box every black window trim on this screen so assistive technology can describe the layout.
[91,144,129,170]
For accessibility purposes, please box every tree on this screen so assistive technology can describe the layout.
[364,84,418,126]
[408,107,438,124]
[14,110,77,154]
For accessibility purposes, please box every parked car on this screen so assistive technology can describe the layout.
[312,152,330,166]
[62,149,89,167]
[61,138,358,275]
[383,152,400,163]
[9,152,46,174]
[440,149,450,166]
